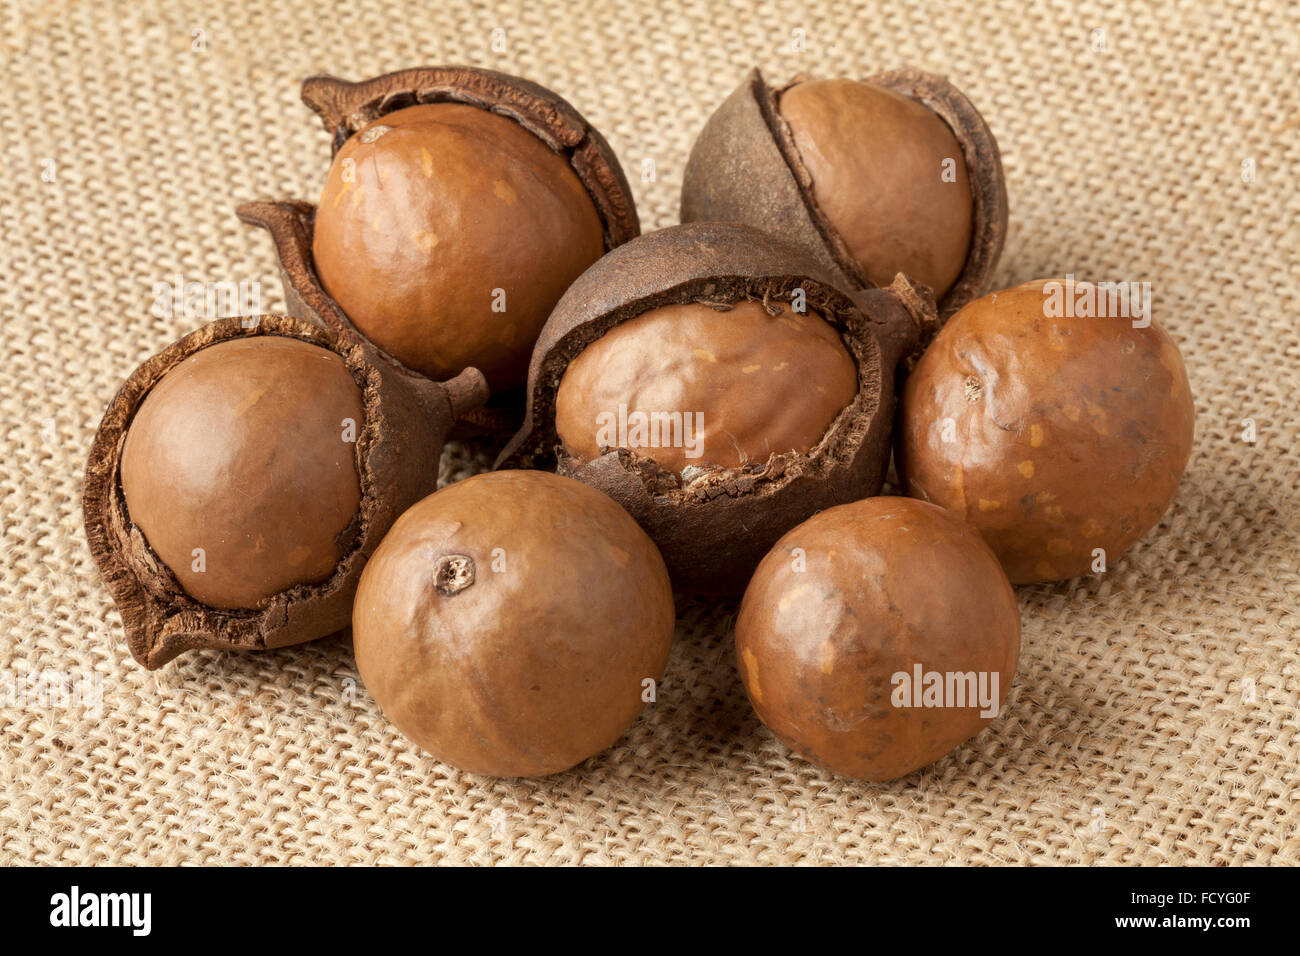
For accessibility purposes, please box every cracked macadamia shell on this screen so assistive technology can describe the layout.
[121,337,364,610]
[352,470,675,778]
[554,298,858,473]
[82,315,488,669]
[779,78,973,298]
[896,278,1196,584]
[497,221,938,595]
[313,102,606,392]
[681,68,1007,318]
[736,496,1020,781]
[239,66,641,444]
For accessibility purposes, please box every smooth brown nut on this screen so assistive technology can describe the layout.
[681,68,1008,318]
[312,102,606,392]
[896,278,1196,584]
[497,221,939,595]
[554,299,858,473]
[83,315,489,669]
[779,78,972,298]
[736,496,1020,781]
[353,470,675,778]
[121,336,363,609]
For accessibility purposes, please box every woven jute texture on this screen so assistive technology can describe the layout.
[2,0,1297,866]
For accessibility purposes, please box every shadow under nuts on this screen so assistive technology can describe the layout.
[896,278,1196,584]
[310,70,637,394]
[681,68,1008,316]
[352,470,675,778]
[736,496,1021,781]
[82,316,488,669]
[497,221,939,595]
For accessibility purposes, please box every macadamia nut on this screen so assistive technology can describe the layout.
[736,496,1020,780]
[554,299,857,472]
[313,103,606,391]
[896,278,1195,584]
[780,78,973,298]
[120,336,364,609]
[353,470,675,777]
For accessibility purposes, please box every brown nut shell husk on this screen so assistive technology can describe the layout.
[496,221,937,595]
[896,278,1196,585]
[680,67,1008,319]
[83,315,488,669]
[736,496,1021,781]
[237,65,641,443]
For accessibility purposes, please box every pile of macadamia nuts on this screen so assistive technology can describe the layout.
[84,65,1194,782]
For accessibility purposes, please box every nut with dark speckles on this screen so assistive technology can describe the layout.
[896,278,1196,584]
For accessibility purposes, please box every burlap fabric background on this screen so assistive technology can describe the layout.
[1,0,1296,866]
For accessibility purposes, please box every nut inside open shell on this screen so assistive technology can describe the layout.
[82,315,488,669]
[681,67,1008,319]
[237,65,641,442]
[237,199,517,441]
[497,222,936,594]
